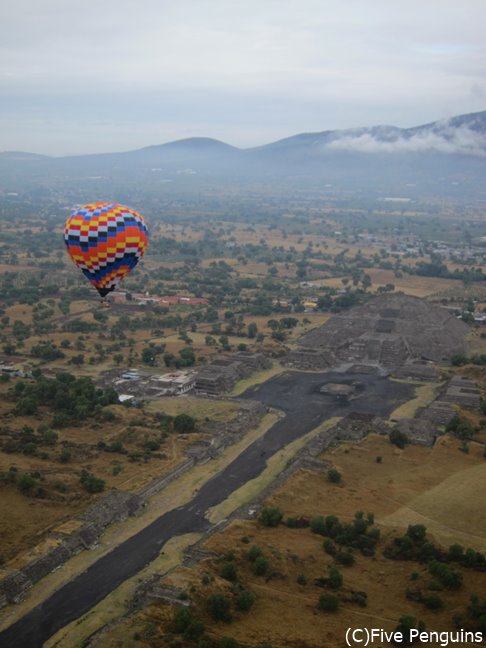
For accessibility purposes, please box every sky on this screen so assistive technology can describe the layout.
[1,0,486,156]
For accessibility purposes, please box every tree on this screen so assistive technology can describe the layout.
[259,506,283,527]
[221,561,238,582]
[327,566,343,590]
[248,545,263,561]
[390,428,409,449]
[17,473,35,493]
[236,590,256,612]
[173,413,196,433]
[80,470,105,493]
[142,347,156,365]
[247,322,258,338]
[318,593,339,612]
[207,593,232,622]
[327,468,342,483]
[253,556,269,576]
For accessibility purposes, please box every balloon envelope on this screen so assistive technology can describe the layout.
[64,202,148,297]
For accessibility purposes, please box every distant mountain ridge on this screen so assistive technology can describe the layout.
[1,110,485,199]
[1,110,485,160]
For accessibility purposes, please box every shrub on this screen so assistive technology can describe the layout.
[424,594,444,610]
[327,566,343,590]
[173,413,196,433]
[428,561,463,590]
[336,551,355,566]
[207,593,232,622]
[259,506,283,527]
[310,515,326,535]
[236,590,256,612]
[17,473,35,493]
[173,607,193,633]
[390,428,409,449]
[253,556,269,576]
[59,448,71,463]
[221,561,238,583]
[323,538,337,556]
[327,468,342,484]
[80,470,105,493]
[318,593,339,612]
[219,639,240,648]
[248,545,263,563]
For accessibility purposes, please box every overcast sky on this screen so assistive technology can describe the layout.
[1,0,485,156]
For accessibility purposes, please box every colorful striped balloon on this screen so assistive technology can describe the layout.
[64,202,149,298]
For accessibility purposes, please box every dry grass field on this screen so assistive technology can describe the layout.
[316,271,462,297]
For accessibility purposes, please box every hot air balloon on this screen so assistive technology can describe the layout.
[64,202,148,298]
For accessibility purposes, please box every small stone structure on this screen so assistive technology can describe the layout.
[194,351,271,396]
[186,401,267,461]
[392,362,439,382]
[441,375,481,409]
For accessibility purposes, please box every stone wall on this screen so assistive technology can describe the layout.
[0,490,144,607]
[0,403,266,610]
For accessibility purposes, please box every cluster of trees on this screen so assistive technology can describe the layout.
[155,411,196,434]
[0,466,41,495]
[1,423,57,457]
[13,371,118,424]
[309,511,380,557]
[384,524,486,573]
[453,594,486,633]
[451,353,486,367]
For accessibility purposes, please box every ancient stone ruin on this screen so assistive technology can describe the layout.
[194,351,271,396]
[284,293,468,370]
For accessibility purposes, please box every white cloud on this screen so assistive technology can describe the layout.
[326,124,486,156]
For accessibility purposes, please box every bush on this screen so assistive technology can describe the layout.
[327,566,343,590]
[173,607,193,633]
[219,639,240,648]
[323,539,337,556]
[248,545,263,562]
[207,593,232,622]
[310,515,326,535]
[221,561,238,583]
[318,593,339,612]
[390,429,409,449]
[15,396,38,416]
[173,413,196,433]
[336,551,355,566]
[428,560,463,590]
[80,470,105,493]
[17,473,35,493]
[327,468,342,484]
[253,556,269,576]
[424,594,444,610]
[59,448,71,463]
[259,506,283,527]
[236,590,256,611]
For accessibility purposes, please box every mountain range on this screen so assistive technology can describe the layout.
[1,110,486,199]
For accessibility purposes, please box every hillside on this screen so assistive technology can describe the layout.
[1,110,486,198]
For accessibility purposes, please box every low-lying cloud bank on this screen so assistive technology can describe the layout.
[326,125,486,156]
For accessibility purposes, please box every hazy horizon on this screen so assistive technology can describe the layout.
[2,0,486,156]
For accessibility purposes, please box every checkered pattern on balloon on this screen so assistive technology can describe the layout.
[64,203,149,297]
